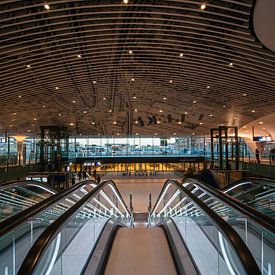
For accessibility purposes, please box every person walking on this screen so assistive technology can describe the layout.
[255,148,260,164]
[270,148,275,165]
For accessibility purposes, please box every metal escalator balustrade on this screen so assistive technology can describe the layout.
[182,178,274,275]
[18,179,131,275]
[0,180,56,222]
[0,180,97,275]
[150,179,261,275]
[223,178,275,218]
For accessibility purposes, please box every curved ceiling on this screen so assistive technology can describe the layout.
[0,0,275,136]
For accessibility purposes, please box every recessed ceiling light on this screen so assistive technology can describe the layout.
[184,111,188,115]
[72,100,75,103]
[131,78,135,82]
[169,80,173,83]
[193,100,197,104]
[116,133,120,136]
[31,123,34,126]
[243,126,246,128]
[69,123,74,126]
[33,118,37,121]
[58,113,61,116]
[93,81,96,84]
[43,105,46,108]
[159,109,163,113]
[44,4,50,10]
[135,120,138,124]
[13,112,16,115]
[55,87,59,90]
[10,125,13,127]
[262,127,266,130]
[12,119,15,122]
[199,122,203,125]
[136,133,139,136]
[229,62,234,67]
[129,50,133,54]
[113,121,117,124]
[83,110,87,114]
[134,109,138,112]
[192,132,195,135]
[103,97,106,100]
[259,121,263,124]
[26,65,31,68]
[92,122,95,125]
[123,0,128,4]
[18,95,22,98]
[108,109,112,112]
[243,93,247,96]
[245,130,249,133]
[27,129,31,132]
[200,4,206,10]
[154,132,158,135]
[173,132,176,135]
[157,120,161,124]
[77,54,81,58]
[163,97,167,100]
[221,124,224,126]
[178,121,182,124]
[133,96,137,99]
[222,105,226,108]
[209,114,213,117]
[179,53,183,57]
[252,110,255,113]
[233,116,237,120]
[207,86,210,89]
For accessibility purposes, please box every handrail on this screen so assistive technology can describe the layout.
[222,177,275,191]
[0,180,97,238]
[184,178,275,233]
[0,179,56,192]
[18,179,130,275]
[151,179,261,275]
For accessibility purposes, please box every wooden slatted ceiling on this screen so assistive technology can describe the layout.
[0,0,274,136]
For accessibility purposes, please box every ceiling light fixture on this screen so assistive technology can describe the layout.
[93,81,96,84]
[193,100,197,104]
[123,0,129,4]
[69,123,74,126]
[103,97,106,100]
[229,62,234,67]
[200,4,206,10]
[44,4,50,10]
[259,121,263,124]
[159,109,163,113]
[26,65,31,68]
[243,93,247,96]
[252,110,255,113]
[134,109,138,112]
[18,95,22,98]
[77,54,81,58]
[131,78,135,82]
[55,87,59,90]
[207,86,210,89]
[72,100,75,103]
[163,97,167,100]
[113,121,117,124]
[129,50,133,54]
[179,53,183,57]
[169,80,173,83]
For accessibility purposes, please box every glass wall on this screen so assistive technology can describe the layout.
[67,136,207,158]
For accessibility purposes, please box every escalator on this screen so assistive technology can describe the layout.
[18,179,262,275]
[222,178,274,217]
[0,180,56,222]
[0,180,97,274]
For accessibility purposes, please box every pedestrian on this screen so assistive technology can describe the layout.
[255,148,260,164]
[270,148,275,165]
[71,176,76,185]
[96,175,101,183]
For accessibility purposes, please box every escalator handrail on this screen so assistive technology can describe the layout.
[0,179,97,238]
[18,179,130,275]
[221,177,275,191]
[151,179,261,275]
[184,178,275,233]
[0,180,56,192]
